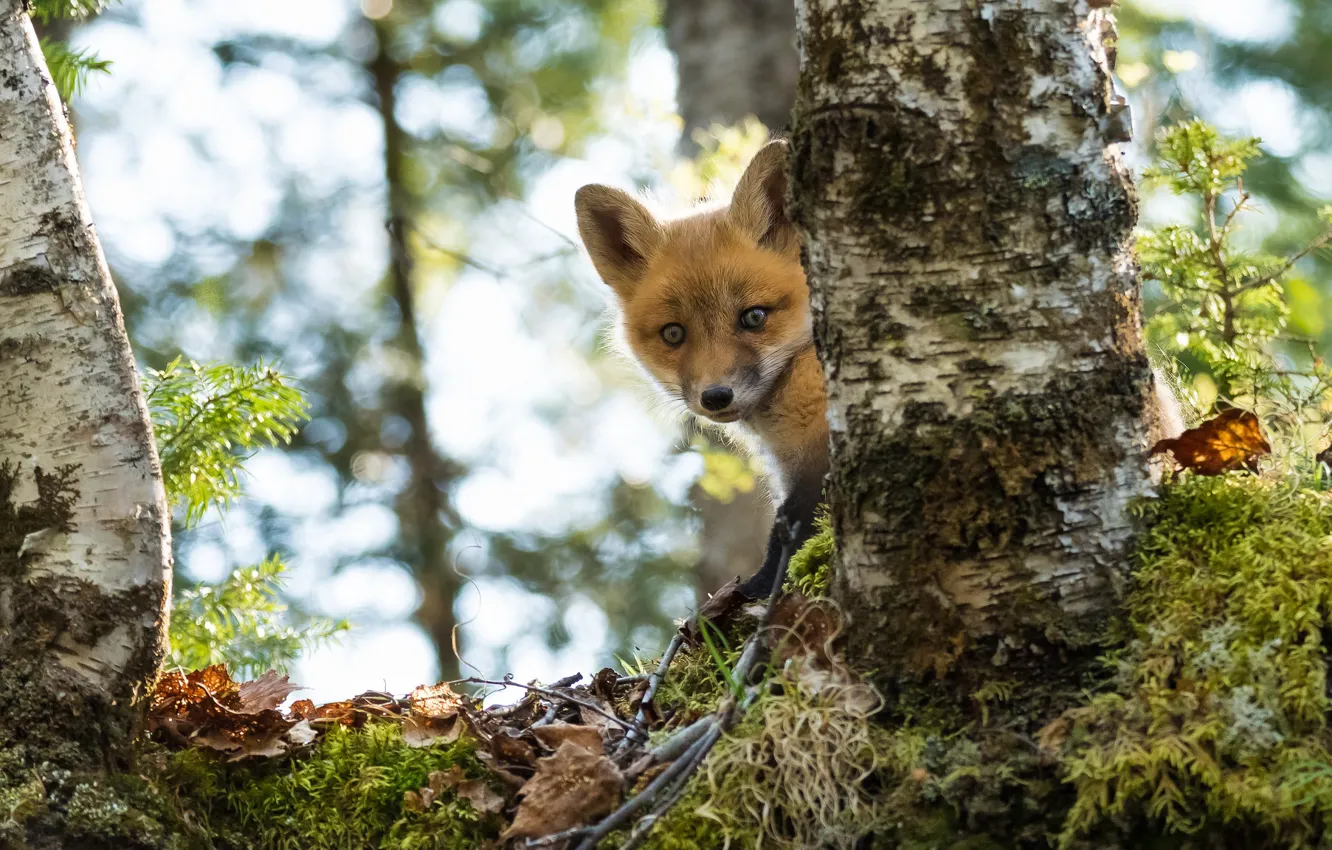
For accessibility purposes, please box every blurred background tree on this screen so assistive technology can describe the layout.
[1117,0,1332,408]
[36,0,1332,699]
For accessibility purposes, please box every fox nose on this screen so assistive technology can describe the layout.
[700,386,734,411]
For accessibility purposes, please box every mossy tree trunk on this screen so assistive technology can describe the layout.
[0,0,172,776]
[791,0,1164,695]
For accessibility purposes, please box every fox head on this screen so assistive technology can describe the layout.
[574,140,810,426]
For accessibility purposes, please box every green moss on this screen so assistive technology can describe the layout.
[0,773,45,847]
[1053,475,1332,846]
[166,722,498,850]
[786,511,834,596]
[65,780,171,847]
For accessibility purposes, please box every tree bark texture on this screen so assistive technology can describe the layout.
[0,0,171,765]
[791,0,1161,686]
[664,0,799,148]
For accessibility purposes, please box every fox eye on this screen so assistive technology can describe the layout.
[738,306,768,331]
[661,323,686,346]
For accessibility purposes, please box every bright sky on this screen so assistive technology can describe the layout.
[71,0,1309,703]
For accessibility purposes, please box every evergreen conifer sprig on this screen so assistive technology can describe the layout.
[30,0,116,100]
[39,38,111,98]
[1141,120,1332,462]
[145,358,308,527]
[168,555,348,678]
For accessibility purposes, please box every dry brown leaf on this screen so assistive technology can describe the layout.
[409,682,466,719]
[770,594,842,669]
[476,751,527,790]
[286,720,318,747]
[237,670,303,713]
[289,699,317,719]
[457,779,507,815]
[590,667,619,701]
[530,722,604,756]
[489,728,537,767]
[1151,408,1270,475]
[681,577,747,644]
[403,714,464,749]
[501,741,624,840]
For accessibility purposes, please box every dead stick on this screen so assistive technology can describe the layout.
[454,676,632,732]
[570,520,799,850]
[616,632,685,755]
[625,716,713,779]
[573,722,722,850]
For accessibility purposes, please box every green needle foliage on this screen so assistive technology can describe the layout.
[1141,120,1332,460]
[168,556,347,679]
[145,358,307,528]
[39,38,111,100]
[30,0,116,101]
[143,357,341,676]
[28,0,111,21]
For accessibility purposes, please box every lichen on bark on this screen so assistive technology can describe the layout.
[791,0,1159,692]
[0,0,171,785]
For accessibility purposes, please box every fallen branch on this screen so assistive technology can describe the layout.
[453,674,632,732]
[567,520,799,850]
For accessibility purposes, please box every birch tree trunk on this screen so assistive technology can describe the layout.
[791,0,1162,690]
[0,0,171,768]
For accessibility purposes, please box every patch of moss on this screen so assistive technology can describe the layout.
[64,780,172,848]
[786,511,834,596]
[1052,475,1332,846]
[165,722,498,850]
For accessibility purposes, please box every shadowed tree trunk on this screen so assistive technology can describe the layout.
[664,0,799,151]
[0,0,172,775]
[791,0,1166,692]
[370,19,464,682]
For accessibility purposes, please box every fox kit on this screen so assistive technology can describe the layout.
[575,140,824,598]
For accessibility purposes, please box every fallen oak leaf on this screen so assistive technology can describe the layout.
[501,740,624,840]
[1151,408,1270,476]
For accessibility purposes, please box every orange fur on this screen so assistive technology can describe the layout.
[575,140,827,505]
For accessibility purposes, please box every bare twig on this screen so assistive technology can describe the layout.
[615,633,685,756]
[566,520,801,850]
[453,675,632,732]
[625,716,713,780]
[524,824,590,847]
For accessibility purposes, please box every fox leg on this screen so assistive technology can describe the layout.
[738,486,820,600]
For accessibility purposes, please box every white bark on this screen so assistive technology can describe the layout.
[792,0,1160,679]
[0,0,170,708]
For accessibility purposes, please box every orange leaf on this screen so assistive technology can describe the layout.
[1150,408,1270,476]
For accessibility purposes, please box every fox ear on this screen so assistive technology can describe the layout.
[729,140,794,253]
[575,185,661,298]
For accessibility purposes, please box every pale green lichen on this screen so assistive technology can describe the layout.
[1053,474,1332,846]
